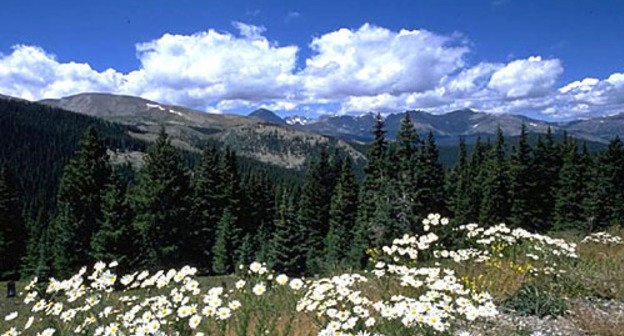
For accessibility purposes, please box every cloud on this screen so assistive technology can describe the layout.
[302,24,468,99]
[285,11,301,22]
[0,23,623,120]
[487,56,563,99]
[0,45,124,100]
[120,25,299,109]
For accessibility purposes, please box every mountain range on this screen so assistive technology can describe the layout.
[3,91,624,172]
[251,108,622,145]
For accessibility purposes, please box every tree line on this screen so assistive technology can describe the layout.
[2,112,624,280]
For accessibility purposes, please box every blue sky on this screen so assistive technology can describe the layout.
[1,0,623,120]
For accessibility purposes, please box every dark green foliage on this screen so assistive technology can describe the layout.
[479,127,510,225]
[272,191,305,274]
[446,137,471,225]
[414,130,446,217]
[503,283,567,318]
[553,140,586,231]
[0,98,146,213]
[127,129,191,269]
[0,164,26,279]
[212,208,237,274]
[326,158,359,269]
[355,113,389,256]
[532,128,560,231]
[297,148,334,273]
[395,113,419,230]
[52,128,112,276]
[584,137,624,230]
[90,173,135,269]
[21,210,53,279]
[189,145,222,270]
[508,124,536,228]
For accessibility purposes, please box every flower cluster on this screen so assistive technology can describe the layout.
[581,231,623,245]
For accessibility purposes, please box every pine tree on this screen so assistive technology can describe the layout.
[325,158,359,269]
[414,130,446,216]
[21,210,50,279]
[52,128,111,276]
[355,113,389,256]
[466,137,489,222]
[532,127,559,231]
[212,208,237,274]
[0,164,26,279]
[297,148,333,273]
[447,137,471,225]
[553,140,585,231]
[395,113,420,230]
[508,124,535,228]
[479,127,510,225]
[272,191,305,274]
[128,129,191,269]
[584,137,624,230]
[190,145,222,270]
[90,173,134,268]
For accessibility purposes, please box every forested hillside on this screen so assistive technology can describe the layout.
[2,109,624,281]
[0,98,147,212]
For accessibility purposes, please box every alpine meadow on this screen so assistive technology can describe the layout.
[1,1,624,335]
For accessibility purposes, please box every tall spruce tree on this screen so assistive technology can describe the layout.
[395,113,419,230]
[447,137,471,225]
[297,148,333,273]
[325,158,359,269]
[0,164,26,279]
[584,137,624,229]
[90,173,135,268]
[128,129,191,269]
[532,127,559,231]
[479,127,510,225]
[212,207,237,274]
[21,210,53,279]
[508,124,535,228]
[466,137,489,222]
[52,128,111,276]
[414,130,446,216]
[272,190,305,274]
[553,140,585,231]
[190,145,222,270]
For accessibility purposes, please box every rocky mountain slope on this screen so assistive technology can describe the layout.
[39,93,366,170]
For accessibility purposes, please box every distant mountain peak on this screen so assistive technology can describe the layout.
[249,108,285,125]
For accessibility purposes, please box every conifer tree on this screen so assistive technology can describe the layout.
[272,191,305,274]
[326,158,359,269]
[0,164,26,279]
[21,210,52,279]
[356,113,389,253]
[190,145,222,269]
[90,173,134,268]
[296,148,333,272]
[508,124,535,228]
[553,140,585,231]
[447,137,471,225]
[52,128,111,276]
[414,130,446,216]
[466,137,489,222]
[128,129,191,269]
[212,208,237,274]
[584,137,624,229]
[532,127,559,231]
[479,127,510,225]
[395,113,419,230]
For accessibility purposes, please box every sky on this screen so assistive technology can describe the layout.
[1,0,623,120]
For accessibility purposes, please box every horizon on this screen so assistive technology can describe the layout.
[1,1,623,121]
